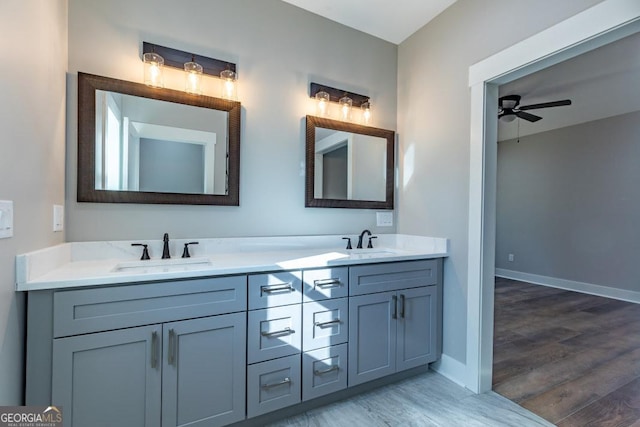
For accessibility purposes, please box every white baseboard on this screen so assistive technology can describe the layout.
[495,268,640,304]
[430,354,467,388]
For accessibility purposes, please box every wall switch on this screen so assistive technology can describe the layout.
[508,253,514,262]
[0,200,14,239]
[53,204,64,232]
[376,211,393,227]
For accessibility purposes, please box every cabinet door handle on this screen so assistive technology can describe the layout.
[400,294,406,318]
[392,295,398,319]
[151,331,159,369]
[315,319,341,328]
[314,278,342,288]
[261,283,294,295]
[168,328,177,366]
[261,327,295,337]
[261,377,291,389]
[314,365,339,376]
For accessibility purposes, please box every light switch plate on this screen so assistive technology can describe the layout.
[0,200,14,239]
[53,204,64,232]
[376,211,393,227]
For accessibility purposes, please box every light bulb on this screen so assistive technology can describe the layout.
[220,69,237,100]
[339,95,352,121]
[184,61,203,95]
[143,52,164,88]
[315,91,330,117]
[361,101,372,125]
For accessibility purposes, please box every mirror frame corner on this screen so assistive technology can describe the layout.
[305,115,395,210]
[77,72,241,206]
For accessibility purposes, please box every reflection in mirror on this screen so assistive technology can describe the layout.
[306,116,394,209]
[78,72,240,205]
[95,91,229,195]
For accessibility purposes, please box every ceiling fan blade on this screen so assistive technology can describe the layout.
[519,99,572,110]
[515,111,542,122]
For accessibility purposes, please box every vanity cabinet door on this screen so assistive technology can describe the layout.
[348,291,396,386]
[396,286,438,372]
[52,325,162,427]
[162,313,246,427]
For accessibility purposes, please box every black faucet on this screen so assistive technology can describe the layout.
[356,229,372,249]
[162,233,171,259]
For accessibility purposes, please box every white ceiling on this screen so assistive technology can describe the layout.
[498,31,640,141]
[280,0,458,44]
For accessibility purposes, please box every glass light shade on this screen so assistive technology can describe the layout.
[501,114,517,122]
[339,95,352,121]
[361,101,372,125]
[184,61,203,95]
[315,91,330,117]
[143,52,164,88]
[220,69,237,100]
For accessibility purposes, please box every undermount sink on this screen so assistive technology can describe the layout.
[112,257,212,273]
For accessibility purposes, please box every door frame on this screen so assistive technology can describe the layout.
[465,0,640,393]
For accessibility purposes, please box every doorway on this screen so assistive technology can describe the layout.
[466,0,640,393]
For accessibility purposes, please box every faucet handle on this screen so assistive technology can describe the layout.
[181,242,199,258]
[367,236,378,249]
[131,243,150,260]
[342,237,352,250]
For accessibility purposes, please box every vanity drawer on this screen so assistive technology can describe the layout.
[302,298,348,351]
[248,271,302,309]
[247,354,301,418]
[303,267,348,302]
[53,275,247,338]
[349,260,438,296]
[302,343,348,401]
[247,305,302,364]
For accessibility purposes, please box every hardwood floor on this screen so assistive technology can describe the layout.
[268,370,552,426]
[493,277,640,426]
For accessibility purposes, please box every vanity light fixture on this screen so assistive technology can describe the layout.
[220,68,237,100]
[361,100,372,125]
[309,82,370,123]
[143,51,164,88]
[142,42,237,96]
[184,56,203,95]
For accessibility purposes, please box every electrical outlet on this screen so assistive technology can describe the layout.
[376,211,393,227]
[508,253,514,262]
[53,205,64,232]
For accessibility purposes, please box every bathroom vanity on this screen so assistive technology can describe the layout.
[18,234,446,427]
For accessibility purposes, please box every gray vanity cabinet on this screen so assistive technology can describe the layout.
[52,325,162,427]
[348,260,442,387]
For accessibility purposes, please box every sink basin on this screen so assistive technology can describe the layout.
[112,257,212,273]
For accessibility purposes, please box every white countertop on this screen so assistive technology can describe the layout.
[15,234,448,291]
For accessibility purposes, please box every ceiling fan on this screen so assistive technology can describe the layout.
[498,94,572,122]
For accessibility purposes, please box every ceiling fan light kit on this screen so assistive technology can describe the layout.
[498,94,572,122]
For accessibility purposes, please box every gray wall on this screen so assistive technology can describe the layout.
[66,0,398,241]
[139,139,205,194]
[322,146,348,199]
[496,111,640,291]
[0,0,67,404]
[396,0,604,365]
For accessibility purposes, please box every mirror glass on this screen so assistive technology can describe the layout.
[78,72,241,205]
[306,116,394,209]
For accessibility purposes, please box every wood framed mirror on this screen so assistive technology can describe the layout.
[77,72,241,205]
[305,115,394,209]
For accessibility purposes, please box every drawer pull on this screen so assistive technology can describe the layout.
[314,278,342,288]
[314,365,339,376]
[261,327,295,337]
[168,328,177,366]
[262,377,291,389]
[261,284,295,295]
[400,294,406,318]
[392,295,398,319]
[315,319,341,328]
